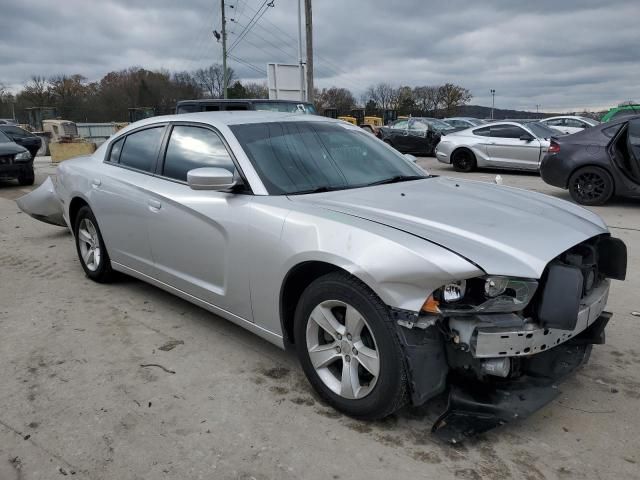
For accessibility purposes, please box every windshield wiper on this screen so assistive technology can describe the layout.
[288,185,345,195]
[365,175,427,187]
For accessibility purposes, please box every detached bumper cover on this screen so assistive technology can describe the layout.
[432,313,609,442]
[16,176,66,227]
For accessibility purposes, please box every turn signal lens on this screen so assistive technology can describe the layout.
[421,295,440,314]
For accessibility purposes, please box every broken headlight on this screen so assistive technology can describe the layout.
[423,276,538,314]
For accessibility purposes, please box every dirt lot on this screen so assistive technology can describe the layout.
[1,157,639,480]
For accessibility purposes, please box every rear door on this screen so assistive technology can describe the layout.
[92,125,166,275]
[486,124,541,170]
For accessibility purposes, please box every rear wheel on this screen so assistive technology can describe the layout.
[74,206,114,282]
[17,167,35,186]
[568,166,614,205]
[294,272,407,419]
[452,149,477,172]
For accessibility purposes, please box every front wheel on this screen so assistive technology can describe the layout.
[294,272,407,419]
[568,166,614,205]
[74,206,114,282]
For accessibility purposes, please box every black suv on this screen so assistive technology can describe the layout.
[0,129,34,185]
[176,98,317,114]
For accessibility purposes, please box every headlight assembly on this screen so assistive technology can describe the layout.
[15,151,32,162]
[422,276,538,314]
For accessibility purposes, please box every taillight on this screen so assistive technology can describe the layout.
[548,141,560,154]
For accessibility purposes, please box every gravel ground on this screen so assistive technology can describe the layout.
[0,156,638,480]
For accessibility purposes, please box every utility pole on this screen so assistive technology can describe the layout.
[297,0,305,101]
[490,89,496,119]
[304,0,314,103]
[221,0,228,99]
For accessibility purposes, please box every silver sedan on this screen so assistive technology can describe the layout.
[435,121,558,172]
[18,112,626,441]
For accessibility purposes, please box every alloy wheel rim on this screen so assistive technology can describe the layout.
[574,172,606,201]
[305,300,380,400]
[78,218,101,272]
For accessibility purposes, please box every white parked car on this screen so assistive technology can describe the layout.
[539,116,600,135]
[435,121,558,172]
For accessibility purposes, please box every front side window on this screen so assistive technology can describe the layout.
[490,124,527,139]
[545,118,564,127]
[230,121,425,195]
[162,126,234,181]
[1,126,29,138]
[391,120,409,130]
[565,119,584,128]
[119,126,164,172]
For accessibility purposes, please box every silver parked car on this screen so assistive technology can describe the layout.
[18,112,626,441]
[442,117,487,129]
[539,115,600,135]
[435,121,558,172]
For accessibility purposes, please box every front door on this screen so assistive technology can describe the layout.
[387,119,411,152]
[144,123,254,320]
[486,124,541,170]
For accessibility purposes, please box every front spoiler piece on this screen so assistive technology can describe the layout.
[16,176,66,227]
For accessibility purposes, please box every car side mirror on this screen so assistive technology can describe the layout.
[187,167,237,191]
[404,154,417,163]
[520,133,534,142]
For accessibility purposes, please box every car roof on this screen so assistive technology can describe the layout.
[116,111,347,134]
[176,98,314,105]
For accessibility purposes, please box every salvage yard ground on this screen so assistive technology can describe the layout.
[0,157,639,480]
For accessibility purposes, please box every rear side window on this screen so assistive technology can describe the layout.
[2,126,30,137]
[108,137,124,163]
[490,124,526,139]
[119,127,164,172]
[473,126,490,137]
[162,126,234,181]
[176,104,200,114]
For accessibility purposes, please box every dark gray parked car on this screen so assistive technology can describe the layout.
[0,129,34,185]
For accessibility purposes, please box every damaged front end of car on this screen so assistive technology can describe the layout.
[392,234,627,442]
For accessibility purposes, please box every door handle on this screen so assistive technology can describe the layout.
[148,200,162,211]
[91,178,101,188]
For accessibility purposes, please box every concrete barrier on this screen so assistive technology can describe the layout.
[49,142,97,163]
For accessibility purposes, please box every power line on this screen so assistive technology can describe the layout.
[229,19,296,60]
[228,53,267,75]
[228,0,270,52]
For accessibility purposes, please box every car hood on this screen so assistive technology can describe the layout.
[289,177,608,278]
[0,141,27,155]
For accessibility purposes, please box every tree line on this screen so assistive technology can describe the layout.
[0,63,472,123]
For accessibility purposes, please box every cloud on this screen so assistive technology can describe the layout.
[0,0,638,111]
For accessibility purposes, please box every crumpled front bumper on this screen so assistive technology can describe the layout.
[432,312,609,442]
[15,176,67,227]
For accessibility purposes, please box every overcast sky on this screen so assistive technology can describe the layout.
[1,0,639,112]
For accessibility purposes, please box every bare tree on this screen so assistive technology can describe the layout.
[315,87,356,113]
[413,86,442,115]
[20,76,52,106]
[363,82,397,110]
[193,64,235,98]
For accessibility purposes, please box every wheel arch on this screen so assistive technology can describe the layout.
[279,261,379,346]
[68,196,90,230]
[451,146,476,162]
[567,163,615,189]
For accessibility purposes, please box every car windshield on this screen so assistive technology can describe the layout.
[230,121,426,195]
[252,102,317,114]
[527,122,558,139]
[0,130,12,143]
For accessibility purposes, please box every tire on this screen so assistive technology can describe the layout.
[73,205,114,282]
[17,167,35,186]
[451,149,477,172]
[294,272,407,420]
[568,166,614,206]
